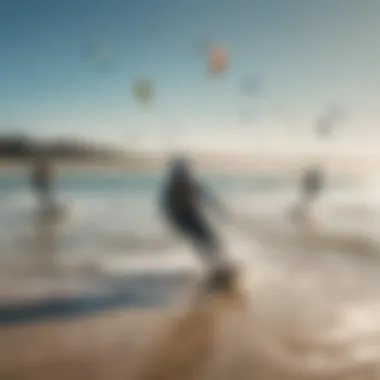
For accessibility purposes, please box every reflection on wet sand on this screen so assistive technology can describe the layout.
[2,261,380,380]
[138,266,244,380]
[0,267,250,380]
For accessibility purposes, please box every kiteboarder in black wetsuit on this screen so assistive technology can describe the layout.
[160,156,229,268]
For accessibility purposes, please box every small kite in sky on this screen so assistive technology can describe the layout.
[208,46,229,75]
[133,78,154,107]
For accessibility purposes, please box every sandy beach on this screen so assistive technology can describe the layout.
[0,308,169,379]
[0,274,248,380]
[1,281,379,380]
[0,280,287,380]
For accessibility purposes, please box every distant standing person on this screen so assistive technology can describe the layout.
[31,152,55,211]
[302,165,324,204]
[291,165,325,223]
[160,156,229,269]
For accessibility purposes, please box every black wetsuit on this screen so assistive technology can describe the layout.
[162,172,220,261]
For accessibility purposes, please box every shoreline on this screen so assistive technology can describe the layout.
[0,154,379,177]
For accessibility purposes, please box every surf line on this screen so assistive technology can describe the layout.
[137,266,247,380]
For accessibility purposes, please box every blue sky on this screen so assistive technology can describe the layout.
[0,0,379,147]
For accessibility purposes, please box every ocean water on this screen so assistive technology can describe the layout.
[0,169,377,283]
[3,168,380,371]
[0,170,302,303]
[0,169,302,268]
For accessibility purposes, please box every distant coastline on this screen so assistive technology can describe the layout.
[0,152,379,177]
[0,134,379,177]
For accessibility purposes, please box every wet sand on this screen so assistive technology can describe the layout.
[0,309,168,379]
[0,273,248,380]
[1,273,380,380]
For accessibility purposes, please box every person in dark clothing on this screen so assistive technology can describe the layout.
[160,156,228,265]
[301,165,325,204]
[31,153,54,211]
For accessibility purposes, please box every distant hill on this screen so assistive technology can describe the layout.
[0,135,31,159]
[0,135,125,162]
